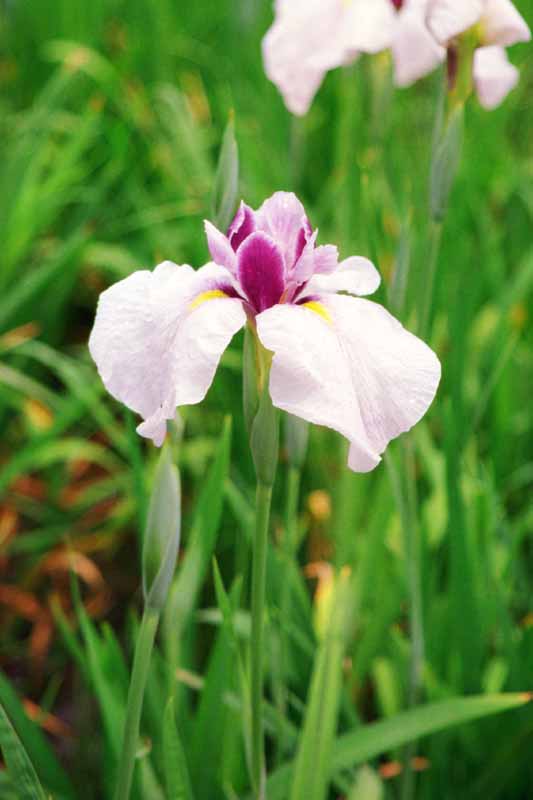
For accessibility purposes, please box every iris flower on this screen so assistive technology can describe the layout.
[427,0,531,108]
[89,192,441,472]
[262,0,444,115]
[262,0,529,114]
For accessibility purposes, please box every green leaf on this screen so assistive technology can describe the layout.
[267,693,531,799]
[163,698,194,800]
[0,671,74,798]
[0,703,47,800]
[289,568,354,800]
[163,418,233,691]
[211,113,239,232]
[143,445,182,610]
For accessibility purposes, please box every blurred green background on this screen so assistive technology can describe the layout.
[1,1,532,798]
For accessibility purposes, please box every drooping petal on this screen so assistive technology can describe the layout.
[473,45,519,108]
[204,221,237,273]
[262,0,357,116]
[392,4,445,86]
[427,0,484,43]
[237,231,285,312]
[256,295,440,472]
[89,261,245,446]
[305,256,381,296]
[255,191,310,269]
[481,0,531,46]
[227,201,257,250]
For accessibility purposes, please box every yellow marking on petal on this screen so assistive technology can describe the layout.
[189,289,228,311]
[303,301,332,325]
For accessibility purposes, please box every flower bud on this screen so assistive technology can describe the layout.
[142,446,181,610]
[284,413,308,469]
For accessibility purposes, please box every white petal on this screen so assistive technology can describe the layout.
[427,0,484,43]
[89,261,245,445]
[344,0,396,55]
[473,45,519,108]
[204,220,237,274]
[262,0,353,116]
[481,0,531,46]
[393,5,446,87]
[256,295,440,472]
[305,256,381,297]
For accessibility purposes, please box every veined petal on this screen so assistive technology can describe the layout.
[255,191,311,269]
[256,295,440,472]
[291,230,318,283]
[89,261,245,446]
[262,0,358,116]
[313,244,339,275]
[305,256,381,296]
[227,201,256,250]
[237,231,285,312]
[427,0,484,43]
[474,45,519,108]
[204,220,237,273]
[481,0,531,46]
[393,6,446,86]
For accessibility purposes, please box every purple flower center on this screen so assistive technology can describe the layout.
[236,232,286,313]
[391,0,404,9]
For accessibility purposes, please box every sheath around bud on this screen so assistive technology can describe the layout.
[142,446,181,610]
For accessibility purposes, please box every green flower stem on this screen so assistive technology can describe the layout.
[275,463,301,764]
[250,481,273,800]
[114,606,160,800]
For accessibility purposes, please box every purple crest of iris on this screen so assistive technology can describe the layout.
[88,191,441,472]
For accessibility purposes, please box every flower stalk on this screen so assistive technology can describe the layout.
[114,447,181,800]
[245,326,279,798]
[114,606,159,800]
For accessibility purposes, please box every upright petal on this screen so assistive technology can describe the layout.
[255,191,311,269]
[474,45,519,108]
[427,0,484,43]
[89,261,245,445]
[237,232,285,312]
[256,295,440,472]
[204,221,237,273]
[393,6,445,86]
[305,256,381,296]
[227,201,257,250]
[262,0,358,116]
[481,0,531,46]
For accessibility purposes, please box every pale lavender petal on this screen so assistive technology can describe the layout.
[237,231,285,312]
[291,230,318,283]
[393,4,445,86]
[89,261,245,445]
[262,0,358,116]
[255,191,310,269]
[427,0,484,43]
[306,256,381,296]
[474,45,519,108]
[482,0,531,46]
[256,294,440,472]
[204,220,237,273]
[227,201,256,250]
[313,244,339,274]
